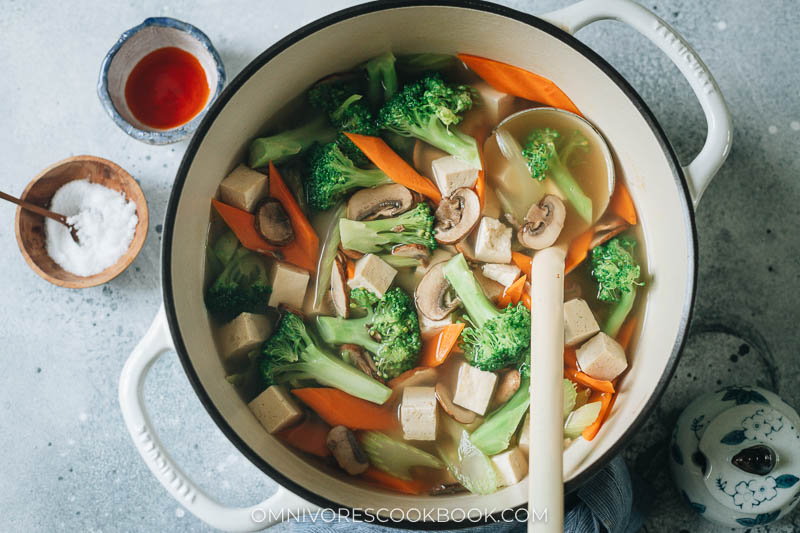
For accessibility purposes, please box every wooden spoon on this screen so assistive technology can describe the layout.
[0,190,80,243]
[529,245,567,532]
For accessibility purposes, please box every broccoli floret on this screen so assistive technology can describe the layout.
[305,142,393,211]
[249,114,337,168]
[442,254,531,371]
[309,81,379,166]
[316,287,421,380]
[522,128,593,223]
[260,312,392,404]
[204,248,271,322]
[364,52,398,109]
[377,74,480,168]
[339,202,436,254]
[591,237,643,337]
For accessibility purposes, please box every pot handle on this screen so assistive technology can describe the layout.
[119,306,316,532]
[540,0,732,207]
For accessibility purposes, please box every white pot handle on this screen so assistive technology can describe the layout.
[541,0,732,206]
[119,306,316,532]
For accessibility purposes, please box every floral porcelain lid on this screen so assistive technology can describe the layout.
[671,386,800,528]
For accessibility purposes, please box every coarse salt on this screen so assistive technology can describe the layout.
[45,179,138,277]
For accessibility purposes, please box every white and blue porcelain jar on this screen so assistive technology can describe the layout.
[670,386,800,528]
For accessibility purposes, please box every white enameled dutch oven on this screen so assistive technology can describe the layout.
[119,0,732,530]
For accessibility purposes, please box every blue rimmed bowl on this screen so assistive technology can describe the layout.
[98,17,225,145]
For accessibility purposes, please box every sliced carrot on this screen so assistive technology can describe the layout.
[269,162,319,257]
[608,180,637,225]
[275,418,331,457]
[582,391,615,441]
[458,54,581,115]
[497,275,526,308]
[511,251,533,278]
[292,388,397,430]
[343,133,442,202]
[616,316,637,352]
[361,467,431,495]
[212,199,317,272]
[346,258,355,280]
[565,366,616,394]
[520,290,531,310]
[564,346,578,368]
[565,227,594,274]
[388,366,433,388]
[420,323,465,367]
[473,129,489,210]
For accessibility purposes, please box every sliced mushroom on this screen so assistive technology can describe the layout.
[493,369,521,406]
[326,426,369,476]
[434,188,481,244]
[392,243,431,266]
[330,257,350,318]
[517,194,566,250]
[254,198,294,246]
[339,245,364,260]
[339,344,382,381]
[415,262,459,320]
[430,483,468,496]
[589,215,629,249]
[435,382,476,424]
[347,183,414,221]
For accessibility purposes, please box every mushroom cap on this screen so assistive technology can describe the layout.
[517,194,566,250]
[589,215,629,249]
[254,198,294,246]
[415,262,459,320]
[326,425,369,476]
[346,183,414,221]
[434,187,481,244]
[391,243,431,265]
[339,343,382,381]
[435,382,476,424]
[330,256,350,318]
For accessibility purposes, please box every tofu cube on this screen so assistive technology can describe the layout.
[401,386,438,440]
[218,312,273,364]
[219,164,268,212]
[268,262,310,309]
[453,361,498,415]
[348,253,397,297]
[481,263,521,288]
[576,332,628,381]
[518,413,530,456]
[431,155,480,197]
[417,310,455,339]
[492,447,528,487]
[473,81,516,125]
[248,385,303,433]
[564,298,601,346]
[473,217,512,264]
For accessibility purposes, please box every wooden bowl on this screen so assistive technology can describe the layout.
[14,155,148,288]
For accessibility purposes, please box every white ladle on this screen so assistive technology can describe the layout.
[528,245,567,532]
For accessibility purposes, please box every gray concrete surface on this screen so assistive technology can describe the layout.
[0,1,797,532]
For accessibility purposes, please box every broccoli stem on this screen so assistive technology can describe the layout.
[549,156,593,223]
[603,286,636,338]
[291,341,391,404]
[316,315,382,354]
[411,119,481,169]
[365,52,398,109]
[469,378,530,455]
[249,115,337,168]
[443,254,499,328]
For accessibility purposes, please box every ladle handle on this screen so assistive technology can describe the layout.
[119,306,316,532]
[541,0,732,207]
[0,190,70,225]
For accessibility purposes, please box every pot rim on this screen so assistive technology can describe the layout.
[162,0,697,526]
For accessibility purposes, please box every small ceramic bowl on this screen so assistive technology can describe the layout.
[15,156,149,288]
[97,17,225,144]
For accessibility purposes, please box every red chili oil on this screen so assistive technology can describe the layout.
[124,46,209,129]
